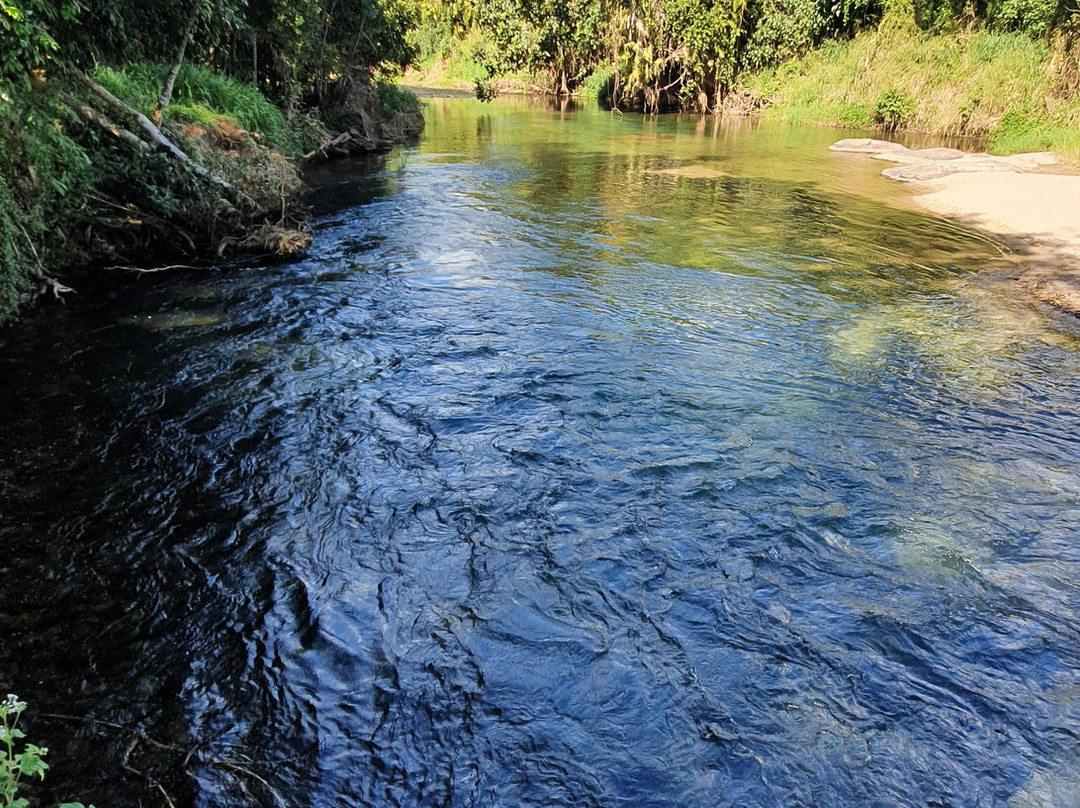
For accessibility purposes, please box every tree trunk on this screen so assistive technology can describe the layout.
[156,2,200,116]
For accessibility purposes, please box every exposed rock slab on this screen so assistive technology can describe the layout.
[881,157,1021,181]
[829,138,913,154]
[871,147,972,164]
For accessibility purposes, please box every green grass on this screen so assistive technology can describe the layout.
[93,63,289,146]
[173,65,287,143]
[740,23,1080,161]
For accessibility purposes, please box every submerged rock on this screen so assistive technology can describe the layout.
[648,164,728,179]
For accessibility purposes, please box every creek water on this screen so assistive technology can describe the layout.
[3,96,1080,807]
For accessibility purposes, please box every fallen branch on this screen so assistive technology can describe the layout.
[60,92,149,153]
[41,713,185,753]
[103,263,206,274]
[303,130,352,161]
[41,712,288,808]
[213,760,287,808]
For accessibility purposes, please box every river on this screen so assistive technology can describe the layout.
[2,96,1080,807]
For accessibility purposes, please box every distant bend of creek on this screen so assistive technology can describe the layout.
[3,95,1080,807]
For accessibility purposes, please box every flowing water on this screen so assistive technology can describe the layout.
[3,97,1080,807]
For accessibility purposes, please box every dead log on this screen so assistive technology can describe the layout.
[302,130,352,161]
[60,92,149,153]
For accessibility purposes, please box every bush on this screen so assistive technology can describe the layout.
[580,65,616,98]
[987,0,1060,37]
[874,88,916,129]
[0,86,93,321]
[376,83,420,115]
[475,77,498,101]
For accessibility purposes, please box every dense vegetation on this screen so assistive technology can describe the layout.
[0,0,422,321]
[745,21,1080,154]
[409,0,1079,115]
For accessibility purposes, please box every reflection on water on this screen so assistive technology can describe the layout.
[3,96,1080,807]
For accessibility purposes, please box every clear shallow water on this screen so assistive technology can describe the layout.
[3,97,1080,807]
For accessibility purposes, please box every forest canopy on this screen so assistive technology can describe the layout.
[1,0,418,103]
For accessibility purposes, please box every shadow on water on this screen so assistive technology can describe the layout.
[2,99,1080,807]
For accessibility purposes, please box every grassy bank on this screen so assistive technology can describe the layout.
[739,21,1080,160]
[0,65,422,323]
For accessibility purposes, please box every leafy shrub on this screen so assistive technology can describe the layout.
[987,0,1060,37]
[475,77,498,101]
[376,83,420,115]
[0,85,93,320]
[580,64,615,98]
[874,88,915,129]
[838,101,875,127]
[1,694,92,808]
[0,1,77,85]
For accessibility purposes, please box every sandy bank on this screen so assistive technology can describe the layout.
[831,138,1080,314]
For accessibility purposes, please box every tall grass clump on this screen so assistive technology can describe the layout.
[172,65,288,144]
[91,63,289,147]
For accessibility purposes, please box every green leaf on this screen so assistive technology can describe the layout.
[17,753,49,779]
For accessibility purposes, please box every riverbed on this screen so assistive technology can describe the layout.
[2,96,1080,807]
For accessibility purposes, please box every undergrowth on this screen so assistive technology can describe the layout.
[377,82,420,115]
[1,694,92,808]
[0,86,93,315]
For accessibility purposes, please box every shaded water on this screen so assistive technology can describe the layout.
[3,97,1080,807]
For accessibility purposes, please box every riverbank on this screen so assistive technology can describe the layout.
[740,21,1080,163]
[832,137,1080,314]
[0,67,423,324]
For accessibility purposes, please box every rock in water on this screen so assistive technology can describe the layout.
[828,138,910,154]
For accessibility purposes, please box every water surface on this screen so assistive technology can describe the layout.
[3,97,1080,807]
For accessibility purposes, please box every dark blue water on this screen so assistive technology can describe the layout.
[3,98,1080,807]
